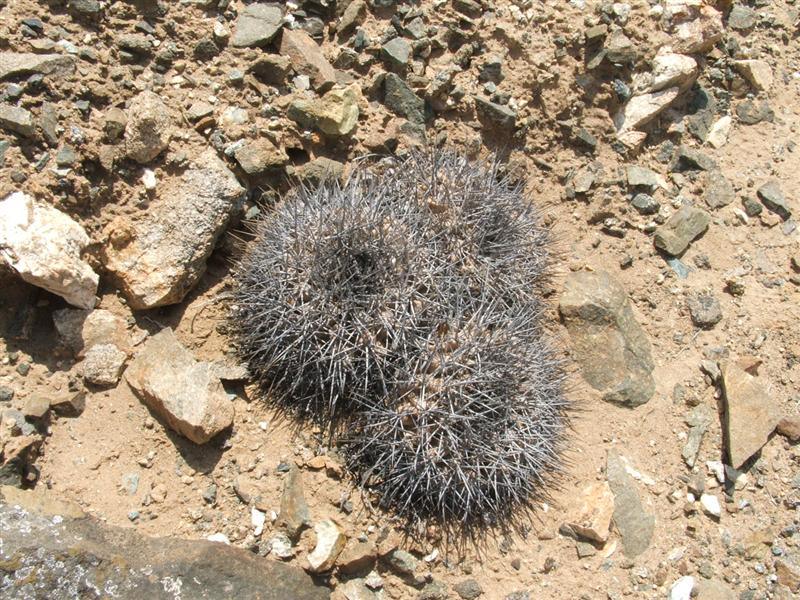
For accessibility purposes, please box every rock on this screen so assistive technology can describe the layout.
[0,486,327,600]
[672,5,723,54]
[280,29,337,92]
[607,451,654,559]
[381,37,412,70]
[383,73,425,124]
[276,466,311,540]
[703,171,735,209]
[0,192,98,309]
[626,165,666,190]
[269,533,295,559]
[728,5,757,31]
[720,361,781,469]
[775,559,800,592]
[293,157,344,186]
[670,576,695,600]
[736,99,774,125]
[339,579,377,600]
[231,3,283,48]
[653,205,710,256]
[699,493,720,519]
[233,138,289,175]
[306,519,346,573]
[103,148,244,309]
[559,271,655,407]
[614,87,679,134]
[337,0,367,36]
[686,294,722,329]
[419,581,449,600]
[249,55,292,85]
[454,579,483,600]
[124,91,172,164]
[695,580,737,600]
[82,343,127,386]
[706,116,731,149]
[474,95,517,129]
[124,328,234,444]
[605,29,637,64]
[52,308,130,357]
[68,0,102,16]
[683,405,711,468]
[103,107,127,140]
[288,84,361,137]
[757,180,791,220]
[0,52,75,81]
[733,60,773,92]
[22,394,50,419]
[385,549,418,577]
[649,52,698,92]
[673,145,718,172]
[776,416,800,442]
[565,481,614,543]
[337,541,377,574]
[118,34,152,58]
[631,193,659,215]
[0,104,34,137]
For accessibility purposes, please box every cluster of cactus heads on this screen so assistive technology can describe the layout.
[230,150,567,529]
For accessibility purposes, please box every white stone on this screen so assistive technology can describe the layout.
[142,169,157,191]
[670,576,695,600]
[706,116,731,149]
[700,493,721,518]
[270,533,294,559]
[207,533,230,544]
[0,192,98,309]
[650,51,698,92]
[251,507,266,537]
[307,519,346,573]
[614,87,680,134]
[82,343,127,386]
[220,106,249,127]
[733,59,773,91]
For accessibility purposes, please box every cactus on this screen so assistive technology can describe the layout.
[230,150,567,527]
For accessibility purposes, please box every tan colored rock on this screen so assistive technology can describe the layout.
[124,91,173,164]
[776,416,800,442]
[706,116,731,149]
[337,540,378,574]
[0,52,75,80]
[276,466,311,540]
[279,29,337,92]
[307,519,346,573]
[733,60,773,92]
[289,84,361,137]
[82,343,127,387]
[125,328,234,444]
[650,51,698,92]
[566,481,615,543]
[775,559,800,592]
[52,308,131,357]
[720,361,781,469]
[0,192,98,309]
[103,148,244,309]
[672,5,724,54]
[614,87,680,134]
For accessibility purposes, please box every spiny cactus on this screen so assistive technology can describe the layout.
[230,150,567,528]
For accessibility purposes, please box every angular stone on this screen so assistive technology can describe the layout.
[720,361,781,469]
[337,0,367,36]
[0,52,75,81]
[703,171,735,209]
[607,451,654,559]
[277,466,311,539]
[653,205,710,256]
[626,165,666,190]
[249,54,292,85]
[0,486,327,600]
[381,37,412,70]
[736,99,774,125]
[0,104,35,137]
[649,52,698,92]
[337,541,377,574]
[103,148,244,309]
[757,180,791,220]
[384,73,425,124]
[233,138,288,175]
[672,5,723,54]
[559,271,655,407]
[124,91,172,164]
[52,308,130,357]
[307,519,346,573]
[339,579,377,600]
[614,87,679,134]
[687,294,722,329]
[294,157,344,186]
[605,29,637,64]
[566,481,615,543]
[474,95,516,129]
[280,29,336,92]
[673,146,717,172]
[706,116,731,149]
[288,84,361,137]
[125,328,234,444]
[775,559,800,592]
[385,549,418,577]
[733,60,773,92]
[0,192,98,309]
[82,343,127,387]
[670,576,695,600]
[728,5,756,30]
[22,394,50,419]
[231,4,284,48]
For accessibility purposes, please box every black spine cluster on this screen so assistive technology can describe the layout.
[230,150,567,530]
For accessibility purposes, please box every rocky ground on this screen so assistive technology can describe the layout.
[1,0,799,599]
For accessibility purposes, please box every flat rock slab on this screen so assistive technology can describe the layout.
[0,52,75,80]
[720,361,781,469]
[614,87,679,134]
[560,271,655,407]
[103,147,244,309]
[0,486,329,600]
[654,205,710,256]
[607,451,655,558]
[0,191,98,309]
[279,28,337,92]
[125,328,234,444]
[232,3,283,48]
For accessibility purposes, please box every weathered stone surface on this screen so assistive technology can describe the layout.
[103,148,244,309]
[653,205,710,256]
[0,486,329,600]
[566,481,615,543]
[124,91,172,164]
[733,59,773,92]
[474,95,516,129]
[0,52,75,81]
[82,343,127,386]
[720,361,781,469]
[649,52,698,92]
[293,157,344,186]
[672,5,723,54]
[288,84,361,137]
[706,116,731,149]
[736,99,774,125]
[385,549,418,576]
[384,73,425,124]
[233,138,289,175]
[614,87,679,134]
[687,293,722,329]
[775,559,800,592]
[381,37,412,70]
[0,104,35,137]
[695,580,737,600]
[231,3,283,48]
[757,180,791,220]
[52,308,130,357]
[307,519,346,573]
[559,271,655,407]
[626,165,666,190]
[337,0,367,35]
[339,579,377,600]
[0,192,98,309]
[776,416,800,442]
[280,29,336,92]
[607,451,654,558]
[277,465,311,539]
[125,328,234,444]
[454,579,483,600]
[703,171,735,209]
[337,541,377,574]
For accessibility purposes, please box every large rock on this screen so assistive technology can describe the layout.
[279,28,337,92]
[103,148,244,309]
[614,87,679,134]
[0,486,329,600]
[233,138,289,175]
[720,361,781,469]
[0,52,75,80]
[125,328,234,444]
[607,451,654,558]
[648,51,698,92]
[384,73,425,124]
[559,271,655,407]
[288,84,361,137]
[653,205,710,256]
[0,192,98,309]
[0,104,35,137]
[232,3,284,48]
[124,91,173,164]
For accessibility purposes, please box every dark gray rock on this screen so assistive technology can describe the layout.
[118,34,152,57]
[276,466,311,540]
[454,579,483,599]
[653,205,710,256]
[687,293,722,329]
[672,146,717,172]
[631,193,659,215]
[607,451,654,558]
[757,180,791,220]
[559,271,655,407]
[474,95,516,129]
[736,100,774,125]
[0,486,329,600]
[231,4,283,48]
[728,5,757,31]
[704,171,735,209]
[68,0,102,16]
[384,549,418,577]
[0,104,34,137]
[384,73,425,124]
[381,37,411,70]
